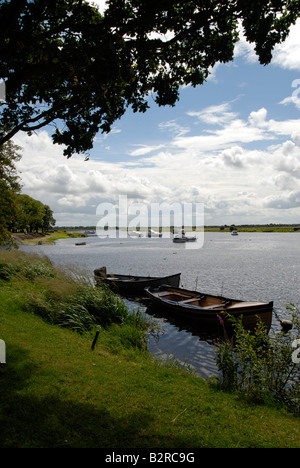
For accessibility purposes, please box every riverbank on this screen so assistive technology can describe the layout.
[205,225,300,232]
[54,224,300,233]
[12,230,87,245]
[0,250,299,448]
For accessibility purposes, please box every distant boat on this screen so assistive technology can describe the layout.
[145,285,273,332]
[84,230,96,235]
[173,229,197,243]
[231,230,238,236]
[75,241,86,246]
[173,235,197,243]
[128,230,143,237]
[94,267,181,296]
[147,229,162,238]
[173,236,187,243]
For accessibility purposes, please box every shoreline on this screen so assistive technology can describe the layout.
[12,231,87,245]
[10,226,300,247]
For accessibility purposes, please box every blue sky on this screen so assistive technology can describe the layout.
[13,3,300,227]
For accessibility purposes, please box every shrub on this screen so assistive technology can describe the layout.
[0,251,55,280]
[71,285,129,328]
[215,306,300,413]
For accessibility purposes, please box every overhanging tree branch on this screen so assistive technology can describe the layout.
[0,110,56,145]
[0,0,299,157]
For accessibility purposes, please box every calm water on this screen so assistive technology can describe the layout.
[21,232,300,379]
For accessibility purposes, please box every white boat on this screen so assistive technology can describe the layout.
[231,230,238,236]
[173,230,197,243]
[128,230,143,237]
[147,229,162,237]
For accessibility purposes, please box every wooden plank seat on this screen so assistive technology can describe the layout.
[181,295,206,304]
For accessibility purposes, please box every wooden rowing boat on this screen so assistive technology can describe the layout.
[94,267,181,296]
[144,285,273,332]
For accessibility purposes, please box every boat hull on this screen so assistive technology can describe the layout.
[173,236,196,243]
[94,268,181,296]
[144,286,273,332]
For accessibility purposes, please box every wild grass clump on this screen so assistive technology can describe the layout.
[0,250,55,281]
[0,250,149,351]
[215,309,300,414]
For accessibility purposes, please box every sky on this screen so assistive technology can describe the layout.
[12,2,300,227]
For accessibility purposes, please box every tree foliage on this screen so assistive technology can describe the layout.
[0,0,299,157]
[13,194,56,233]
[0,140,55,244]
[0,141,21,244]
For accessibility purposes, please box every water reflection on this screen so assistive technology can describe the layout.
[123,297,223,379]
[145,306,221,379]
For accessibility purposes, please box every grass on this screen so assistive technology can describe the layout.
[0,250,299,448]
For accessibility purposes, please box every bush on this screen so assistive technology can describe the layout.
[0,251,55,280]
[71,285,129,328]
[215,307,300,413]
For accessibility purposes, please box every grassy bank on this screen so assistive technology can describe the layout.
[0,251,299,448]
[12,230,87,245]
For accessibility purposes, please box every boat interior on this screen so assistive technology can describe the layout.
[155,288,237,309]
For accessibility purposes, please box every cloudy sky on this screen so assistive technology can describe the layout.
[13,2,300,227]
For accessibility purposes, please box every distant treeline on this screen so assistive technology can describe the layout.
[55,224,300,231]
[1,140,56,245]
[9,194,56,234]
[210,224,300,232]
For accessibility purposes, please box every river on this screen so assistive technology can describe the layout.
[20,231,300,379]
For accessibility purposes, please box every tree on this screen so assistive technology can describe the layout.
[0,141,21,245]
[9,194,56,233]
[0,0,299,157]
[42,204,56,232]
[14,194,56,233]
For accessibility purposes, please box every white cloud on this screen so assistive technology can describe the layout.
[129,145,164,157]
[158,120,190,137]
[234,18,300,72]
[272,19,300,71]
[187,102,238,126]
[264,191,300,210]
[12,91,300,226]
[221,146,245,168]
[248,108,268,127]
[173,115,273,152]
